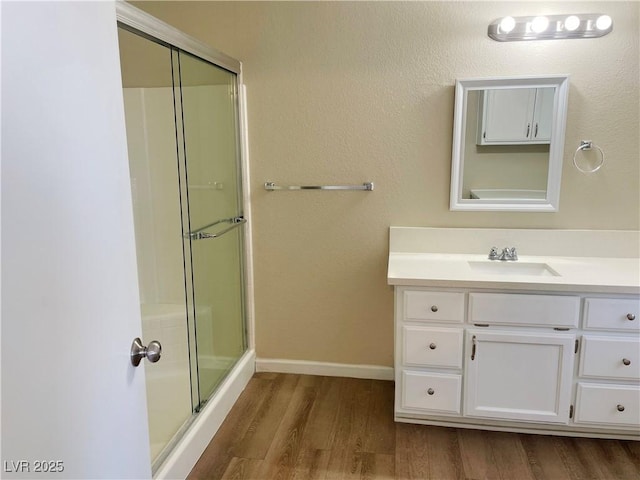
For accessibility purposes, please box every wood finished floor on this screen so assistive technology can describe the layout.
[188,373,640,480]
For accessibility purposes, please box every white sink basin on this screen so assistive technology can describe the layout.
[468,261,560,277]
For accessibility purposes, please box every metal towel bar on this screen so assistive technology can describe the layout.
[186,216,246,240]
[264,182,374,191]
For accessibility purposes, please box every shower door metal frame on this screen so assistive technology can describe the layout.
[116,3,241,76]
[116,2,255,476]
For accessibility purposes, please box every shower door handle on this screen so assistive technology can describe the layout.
[130,337,162,367]
[187,216,246,240]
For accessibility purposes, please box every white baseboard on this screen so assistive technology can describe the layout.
[155,349,256,480]
[255,357,394,381]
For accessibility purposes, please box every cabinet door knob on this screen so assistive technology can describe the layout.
[627,313,636,321]
[617,404,625,412]
[623,358,631,366]
[430,305,438,313]
[427,388,435,396]
[429,343,437,350]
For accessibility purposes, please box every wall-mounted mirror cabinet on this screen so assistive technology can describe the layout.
[450,75,569,212]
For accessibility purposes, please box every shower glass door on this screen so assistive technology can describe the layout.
[118,22,248,472]
[176,51,247,409]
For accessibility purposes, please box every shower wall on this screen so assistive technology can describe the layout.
[124,88,184,306]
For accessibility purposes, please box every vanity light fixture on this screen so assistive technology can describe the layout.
[488,13,613,41]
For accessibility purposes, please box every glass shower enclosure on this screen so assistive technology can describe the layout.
[117,22,247,472]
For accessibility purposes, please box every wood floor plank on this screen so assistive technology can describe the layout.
[621,440,640,472]
[325,378,374,480]
[232,373,301,460]
[552,436,605,480]
[425,426,464,480]
[220,457,263,480]
[189,374,640,480]
[519,433,572,480]
[362,380,396,455]
[593,438,640,480]
[483,431,536,480]
[395,423,429,479]
[300,376,344,450]
[567,436,635,480]
[253,383,317,480]
[360,453,394,480]
[291,448,331,480]
[187,376,271,480]
[457,428,500,480]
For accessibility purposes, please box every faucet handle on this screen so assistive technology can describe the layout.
[488,247,499,260]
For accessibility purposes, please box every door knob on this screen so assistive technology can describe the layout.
[130,337,162,367]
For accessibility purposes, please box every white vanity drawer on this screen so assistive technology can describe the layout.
[579,336,640,380]
[404,290,465,323]
[402,326,463,368]
[575,383,640,427]
[584,298,640,332]
[469,293,580,328]
[401,370,461,414]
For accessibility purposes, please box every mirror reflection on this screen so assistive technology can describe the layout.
[450,76,569,212]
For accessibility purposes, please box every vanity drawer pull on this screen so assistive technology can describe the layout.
[427,388,435,395]
[623,358,631,366]
[617,404,625,412]
[429,343,437,350]
[431,305,438,312]
[628,313,636,321]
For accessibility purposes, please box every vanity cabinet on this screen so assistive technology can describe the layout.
[394,287,640,439]
[477,87,554,145]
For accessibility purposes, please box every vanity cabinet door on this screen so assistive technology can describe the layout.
[477,88,553,145]
[464,330,575,424]
[531,87,554,141]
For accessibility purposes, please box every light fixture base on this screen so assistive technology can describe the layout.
[488,13,613,42]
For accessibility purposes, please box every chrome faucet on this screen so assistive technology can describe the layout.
[489,246,518,261]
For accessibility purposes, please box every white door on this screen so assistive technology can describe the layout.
[464,330,575,424]
[2,2,151,478]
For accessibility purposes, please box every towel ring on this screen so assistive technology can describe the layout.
[573,140,604,173]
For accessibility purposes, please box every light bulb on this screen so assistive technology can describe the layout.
[531,16,550,33]
[564,15,580,31]
[596,15,612,30]
[499,16,516,34]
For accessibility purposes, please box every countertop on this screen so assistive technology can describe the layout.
[387,253,640,294]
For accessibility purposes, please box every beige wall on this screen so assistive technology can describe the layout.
[133,1,640,368]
